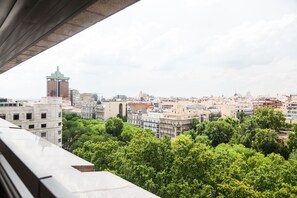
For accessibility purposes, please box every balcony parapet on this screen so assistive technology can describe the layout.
[0,118,158,197]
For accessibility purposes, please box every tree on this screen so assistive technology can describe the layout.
[191,118,199,131]
[202,120,235,147]
[195,135,211,146]
[64,113,297,197]
[62,114,87,151]
[120,123,142,142]
[288,131,297,152]
[117,114,127,122]
[253,107,285,131]
[230,117,257,148]
[196,121,207,135]
[91,139,120,170]
[236,112,247,123]
[105,117,123,137]
[220,117,240,128]
[252,128,280,155]
[289,149,297,160]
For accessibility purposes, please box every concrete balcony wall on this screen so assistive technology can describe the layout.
[0,118,158,197]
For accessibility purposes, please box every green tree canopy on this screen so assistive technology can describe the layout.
[105,117,124,137]
[202,120,235,147]
[63,112,297,197]
[252,128,281,155]
[253,107,285,131]
[288,124,297,152]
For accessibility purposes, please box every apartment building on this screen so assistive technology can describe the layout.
[215,102,237,118]
[159,114,195,138]
[127,112,142,128]
[208,108,222,121]
[127,101,216,138]
[253,98,282,111]
[284,95,297,123]
[142,111,164,138]
[286,101,297,123]
[0,97,62,146]
[235,102,254,116]
[79,93,97,119]
[96,101,128,120]
[70,89,80,106]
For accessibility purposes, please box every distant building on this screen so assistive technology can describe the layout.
[128,102,153,114]
[112,95,127,101]
[127,112,143,128]
[127,102,153,127]
[215,102,237,118]
[208,108,222,121]
[159,101,176,110]
[96,101,128,120]
[253,98,282,111]
[68,90,99,119]
[47,66,70,99]
[186,104,210,122]
[285,95,297,123]
[0,97,62,146]
[142,112,164,138]
[0,98,7,102]
[70,89,80,106]
[138,91,154,101]
[80,93,97,119]
[127,101,213,138]
[159,114,196,138]
[235,102,253,117]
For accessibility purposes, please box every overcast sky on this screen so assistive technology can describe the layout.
[1,0,297,99]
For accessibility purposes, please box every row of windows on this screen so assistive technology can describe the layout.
[0,103,19,107]
[0,112,62,121]
[142,119,160,123]
[21,122,62,129]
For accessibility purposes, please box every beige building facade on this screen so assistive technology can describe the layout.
[97,101,128,120]
[159,114,195,138]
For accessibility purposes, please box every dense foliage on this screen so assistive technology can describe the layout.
[62,108,297,197]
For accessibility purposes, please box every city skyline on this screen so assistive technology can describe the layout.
[1,0,297,99]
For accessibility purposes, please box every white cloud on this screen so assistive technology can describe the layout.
[203,14,297,68]
[1,0,297,98]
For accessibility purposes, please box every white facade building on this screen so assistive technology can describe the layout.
[285,101,297,123]
[127,113,142,127]
[142,112,164,137]
[235,102,254,116]
[0,97,62,146]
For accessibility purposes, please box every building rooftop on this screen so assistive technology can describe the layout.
[47,66,70,81]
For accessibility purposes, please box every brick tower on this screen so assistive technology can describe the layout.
[47,66,70,99]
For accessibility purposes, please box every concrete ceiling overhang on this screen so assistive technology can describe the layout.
[0,0,139,74]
